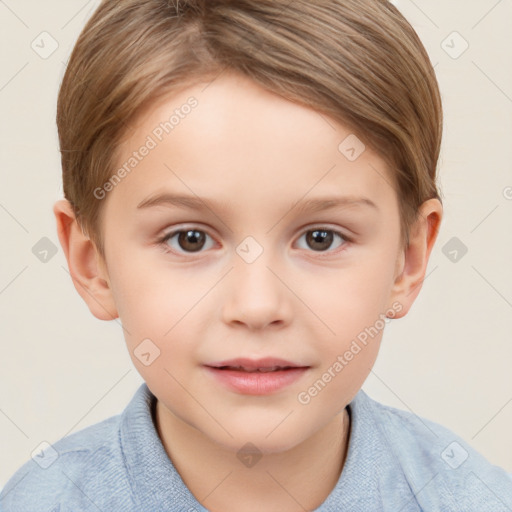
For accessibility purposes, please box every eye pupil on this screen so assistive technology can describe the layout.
[178,230,206,252]
[307,230,334,251]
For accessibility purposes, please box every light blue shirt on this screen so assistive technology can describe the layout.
[1,383,512,511]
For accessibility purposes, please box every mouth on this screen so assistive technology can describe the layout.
[210,365,299,373]
[205,357,309,372]
[204,358,310,395]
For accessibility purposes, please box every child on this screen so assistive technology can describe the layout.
[2,0,511,510]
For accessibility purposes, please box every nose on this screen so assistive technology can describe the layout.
[221,251,293,331]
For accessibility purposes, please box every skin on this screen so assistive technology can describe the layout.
[54,71,442,512]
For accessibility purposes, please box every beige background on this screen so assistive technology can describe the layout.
[1,0,511,487]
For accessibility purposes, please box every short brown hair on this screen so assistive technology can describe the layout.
[57,0,443,256]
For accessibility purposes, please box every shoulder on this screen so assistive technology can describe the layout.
[357,390,512,511]
[0,413,134,512]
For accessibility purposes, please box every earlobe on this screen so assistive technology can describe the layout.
[53,199,118,321]
[389,198,442,318]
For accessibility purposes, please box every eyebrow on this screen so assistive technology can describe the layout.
[293,195,378,214]
[136,193,379,214]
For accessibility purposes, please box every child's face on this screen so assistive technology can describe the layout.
[95,72,410,453]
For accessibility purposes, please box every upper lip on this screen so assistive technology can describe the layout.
[205,357,309,371]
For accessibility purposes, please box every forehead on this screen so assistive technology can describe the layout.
[109,72,397,214]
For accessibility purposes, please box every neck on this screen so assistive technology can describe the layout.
[155,403,351,512]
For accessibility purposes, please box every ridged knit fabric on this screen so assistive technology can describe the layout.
[2,383,512,511]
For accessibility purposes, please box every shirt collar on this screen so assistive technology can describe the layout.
[119,383,412,511]
[120,383,209,510]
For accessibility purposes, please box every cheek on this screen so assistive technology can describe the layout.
[107,253,216,353]
[309,258,396,327]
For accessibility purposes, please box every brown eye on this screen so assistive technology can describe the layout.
[297,228,346,252]
[177,230,206,252]
[162,229,213,253]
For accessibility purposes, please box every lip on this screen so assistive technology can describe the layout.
[206,357,306,371]
[204,358,310,395]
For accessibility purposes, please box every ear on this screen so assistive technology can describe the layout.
[53,199,118,321]
[388,198,442,318]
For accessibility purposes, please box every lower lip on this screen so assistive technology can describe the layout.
[204,367,309,395]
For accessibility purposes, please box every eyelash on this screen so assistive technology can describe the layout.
[156,225,351,257]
